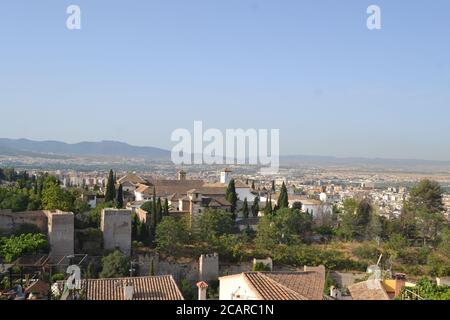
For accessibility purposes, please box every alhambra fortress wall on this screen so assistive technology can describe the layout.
[0,208,134,259]
[0,209,48,234]
[0,208,255,283]
[199,253,219,281]
[45,210,74,257]
[0,208,135,258]
[0,209,74,257]
[101,209,132,255]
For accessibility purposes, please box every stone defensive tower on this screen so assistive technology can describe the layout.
[101,208,132,256]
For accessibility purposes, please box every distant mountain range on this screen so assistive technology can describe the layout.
[0,138,170,159]
[0,138,449,168]
[280,155,450,167]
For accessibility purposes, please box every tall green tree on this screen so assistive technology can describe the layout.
[409,179,444,213]
[155,216,189,253]
[105,170,116,203]
[225,179,238,216]
[336,198,359,241]
[116,183,124,209]
[356,199,372,238]
[163,198,170,216]
[251,180,255,190]
[256,208,311,250]
[131,213,140,241]
[197,209,234,242]
[41,179,74,212]
[139,221,151,245]
[100,250,130,278]
[401,179,445,243]
[277,182,289,209]
[151,187,157,229]
[242,198,249,218]
[264,195,273,216]
[271,180,276,192]
[157,197,163,223]
[251,196,260,217]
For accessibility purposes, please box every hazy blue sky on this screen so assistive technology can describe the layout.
[1,0,449,160]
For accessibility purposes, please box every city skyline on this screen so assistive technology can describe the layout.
[1,1,450,160]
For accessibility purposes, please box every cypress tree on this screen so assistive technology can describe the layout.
[251,196,260,217]
[225,179,238,216]
[131,213,140,241]
[251,180,255,190]
[264,195,273,216]
[271,180,276,192]
[242,198,249,218]
[163,198,170,216]
[105,169,116,203]
[151,187,157,230]
[139,221,150,245]
[157,197,163,223]
[116,183,124,209]
[38,178,44,198]
[277,182,289,209]
[150,260,155,276]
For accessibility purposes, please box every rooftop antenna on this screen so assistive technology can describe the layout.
[377,253,383,266]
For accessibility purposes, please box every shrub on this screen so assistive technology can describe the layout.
[100,250,130,278]
[352,243,380,261]
[0,233,49,262]
[51,273,65,283]
[180,279,196,300]
[253,262,271,272]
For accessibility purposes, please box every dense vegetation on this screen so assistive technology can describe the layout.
[1,167,449,279]
[151,179,450,277]
[400,278,450,300]
[100,250,130,278]
[0,233,49,262]
[0,169,88,213]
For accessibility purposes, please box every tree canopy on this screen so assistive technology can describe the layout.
[105,169,116,203]
[225,179,238,215]
[100,250,130,278]
[156,216,189,253]
[0,233,48,262]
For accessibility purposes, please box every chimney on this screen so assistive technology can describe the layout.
[196,281,208,301]
[178,170,186,181]
[393,273,407,297]
[123,283,134,300]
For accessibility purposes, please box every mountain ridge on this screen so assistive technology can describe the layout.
[0,138,170,159]
[1,138,450,166]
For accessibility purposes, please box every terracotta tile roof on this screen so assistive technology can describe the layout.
[59,276,184,300]
[135,183,151,194]
[348,280,390,300]
[197,185,227,195]
[201,197,231,207]
[151,181,205,198]
[118,174,149,185]
[241,267,326,300]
